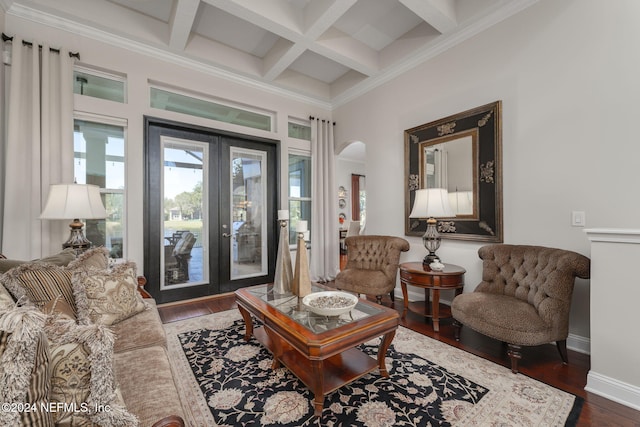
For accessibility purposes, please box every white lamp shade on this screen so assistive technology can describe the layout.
[409,188,454,218]
[40,184,107,220]
[448,191,473,215]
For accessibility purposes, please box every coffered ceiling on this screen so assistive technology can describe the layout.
[2,0,538,107]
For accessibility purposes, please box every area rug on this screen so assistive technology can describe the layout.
[163,310,582,426]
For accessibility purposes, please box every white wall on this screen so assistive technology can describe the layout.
[3,14,328,268]
[334,0,640,350]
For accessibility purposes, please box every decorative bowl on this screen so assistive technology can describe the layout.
[302,291,358,317]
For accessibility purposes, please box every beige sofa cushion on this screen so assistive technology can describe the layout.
[0,248,76,274]
[112,299,167,354]
[114,345,185,426]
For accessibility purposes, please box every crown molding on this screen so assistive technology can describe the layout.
[6,3,333,110]
[6,0,538,111]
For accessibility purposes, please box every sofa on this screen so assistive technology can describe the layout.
[0,248,186,427]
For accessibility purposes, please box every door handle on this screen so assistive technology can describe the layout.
[222,232,233,238]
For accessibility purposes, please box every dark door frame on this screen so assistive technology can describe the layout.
[143,116,280,303]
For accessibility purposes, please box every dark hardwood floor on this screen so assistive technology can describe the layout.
[157,270,640,426]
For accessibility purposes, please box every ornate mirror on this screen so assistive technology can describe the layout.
[404,101,503,242]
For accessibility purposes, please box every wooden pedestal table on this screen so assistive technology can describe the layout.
[235,284,399,417]
[399,262,466,332]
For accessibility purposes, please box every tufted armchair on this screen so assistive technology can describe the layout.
[335,235,410,304]
[451,244,590,373]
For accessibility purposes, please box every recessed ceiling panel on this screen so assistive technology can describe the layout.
[289,50,351,84]
[332,0,423,51]
[194,4,280,58]
[108,0,175,23]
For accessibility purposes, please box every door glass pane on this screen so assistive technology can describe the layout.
[231,148,267,279]
[74,119,125,258]
[161,138,208,289]
[288,154,311,244]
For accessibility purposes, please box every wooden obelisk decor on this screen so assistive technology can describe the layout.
[273,213,293,294]
[292,220,312,298]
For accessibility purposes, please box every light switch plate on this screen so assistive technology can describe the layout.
[572,211,586,227]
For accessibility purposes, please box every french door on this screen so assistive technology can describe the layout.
[144,118,278,303]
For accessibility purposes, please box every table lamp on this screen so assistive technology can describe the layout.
[409,188,454,266]
[40,183,107,253]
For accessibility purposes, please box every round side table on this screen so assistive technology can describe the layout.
[399,262,466,332]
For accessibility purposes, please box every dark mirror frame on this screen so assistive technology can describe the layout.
[404,101,503,242]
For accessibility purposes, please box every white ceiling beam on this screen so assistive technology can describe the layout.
[304,0,356,39]
[169,0,200,50]
[399,0,457,34]
[263,38,306,81]
[263,0,358,81]
[313,28,378,76]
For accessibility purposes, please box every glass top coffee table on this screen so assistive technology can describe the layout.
[235,284,399,417]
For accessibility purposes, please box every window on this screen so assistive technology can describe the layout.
[288,118,311,140]
[73,67,126,103]
[150,86,273,132]
[288,153,311,244]
[74,118,126,258]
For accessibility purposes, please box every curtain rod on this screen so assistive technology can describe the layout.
[2,32,80,60]
[309,116,336,126]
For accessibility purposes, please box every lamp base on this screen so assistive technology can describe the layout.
[62,219,92,255]
[422,253,440,267]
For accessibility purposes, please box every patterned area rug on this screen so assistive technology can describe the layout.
[163,310,582,426]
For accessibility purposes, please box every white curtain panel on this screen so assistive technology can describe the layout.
[2,38,75,258]
[310,118,339,282]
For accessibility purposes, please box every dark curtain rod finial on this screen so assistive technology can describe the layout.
[308,115,336,126]
[2,32,80,60]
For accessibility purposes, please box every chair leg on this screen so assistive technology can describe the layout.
[453,320,462,341]
[375,295,383,305]
[389,291,395,302]
[556,340,569,364]
[507,344,522,374]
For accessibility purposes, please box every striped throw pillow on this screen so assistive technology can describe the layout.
[3,264,77,316]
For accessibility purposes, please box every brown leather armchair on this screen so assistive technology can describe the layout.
[451,244,590,373]
[335,235,410,304]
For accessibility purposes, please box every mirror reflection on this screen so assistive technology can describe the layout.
[419,129,477,217]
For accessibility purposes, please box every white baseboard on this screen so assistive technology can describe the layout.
[586,371,640,411]
[566,333,590,355]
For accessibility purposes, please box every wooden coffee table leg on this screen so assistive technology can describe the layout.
[311,360,325,417]
[237,305,253,341]
[377,330,396,377]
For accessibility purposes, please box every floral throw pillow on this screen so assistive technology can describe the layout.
[72,262,147,326]
[66,246,110,271]
[45,318,138,426]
